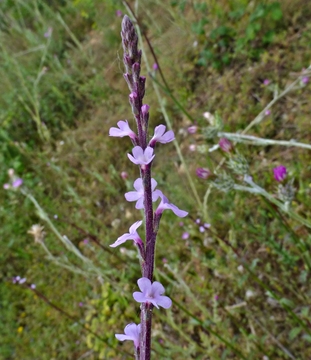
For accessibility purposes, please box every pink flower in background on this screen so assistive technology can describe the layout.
[120,171,128,180]
[273,165,287,182]
[219,138,233,152]
[116,10,123,17]
[263,79,270,86]
[196,168,211,179]
[152,63,158,70]
[125,178,162,209]
[149,125,175,146]
[265,109,271,116]
[302,76,309,84]
[12,178,23,188]
[3,183,10,189]
[128,146,155,166]
[109,120,136,140]
[189,144,196,152]
[133,278,172,309]
[187,125,198,134]
[110,220,143,248]
[182,232,189,240]
[115,323,141,348]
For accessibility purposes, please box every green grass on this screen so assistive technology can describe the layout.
[1,0,311,359]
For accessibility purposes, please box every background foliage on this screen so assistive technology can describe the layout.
[1,0,311,359]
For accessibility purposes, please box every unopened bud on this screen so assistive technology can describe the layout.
[219,138,233,152]
[196,168,211,179]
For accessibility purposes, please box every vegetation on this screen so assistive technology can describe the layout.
[1,0,311,359]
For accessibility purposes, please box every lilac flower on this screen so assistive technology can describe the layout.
[189,144,196,152]
[133,277,172,309]
[19,278,27,284]
[12,178,23,188]
[199,226,205,233]
[152,63,158,71]
[265,109,271,116]
[204,223,211,229]
[30,284,36,289]
[182,232,189,240]
[263,79,270,86]
[196,168,211,179]
[141,104,149,116]
[187,125,198,134]
[116,10,123,17]
[219,138,233,152]
[79,302,84,307]
[195,218,201,224]
[109,120,136,140]
[302,76,309,84]
[3,183,10,190]
[110,220,143,248]
[121,171,128,180]
[128,146,155,166]
[115,323,141,348]
[155,194,188,218]
[125,178,162,209]
[149,125,175,147]
[273,165,287,182]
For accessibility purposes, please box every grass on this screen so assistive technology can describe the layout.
[1,0,311,359]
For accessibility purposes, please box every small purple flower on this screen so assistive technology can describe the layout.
[120,171,128,180]
[302,76,309,84]
[109,120,136,140]
[44,27,52,38]
[3,183,10,190]
[12,178,23,188]
[116,10,123,17]
[182,232,189,240]
[219,138,233,152]
[133,277,172,309]
[152,63,158,71]
[187,125,198,134]
[196,168,211,179]
[189,144,196,152]
[195,218,201,224]
[155,194,188,218]
[204,223,211,229]
[149,125,175,147]
[263,79,270,86]
[265,109,271,116]
[19,278,27,284]
[83,239,89,245]
[273,165,287,182]
[110,220,143,248]
[141,104,150,116]
[79,302,84,307]
[30,284,36,289]
[128,146,155,166]
[115,323,141,348]
[199,226,205,233]
[125,178,162,209]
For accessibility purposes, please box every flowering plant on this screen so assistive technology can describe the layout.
[109,15,187,359]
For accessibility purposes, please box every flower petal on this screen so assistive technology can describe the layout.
[129,220,143,233]
[151,281,165,296]
[137,277,151,293]
[133,291,147,303]
[125,191,142,202]
[155,295,172,309]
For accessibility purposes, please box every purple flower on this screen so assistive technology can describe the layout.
[187,125,198,134]
[19,278,27,284]
[133,277,172,309]
[110,220,143,248]
[189,144,196,152]
[12,178,23,188]
[79,302,84,307]
[182,232,189,240]
[125,178,162,209]
[302,76,309,84]
[149,125,175,147]
[204,223,211,229]
[265,109,271,116]
[115,323,141,348]
[155,194,188,218]
[109,120,136,140]
[263,79,270,86]
[121,171,128,180]
[141,104,150,116]
[199,226,205,233]
[3,183,10,190]
[128,146,155,166]
[195,218,200,224]
[273,165,287,182]
[116,10,123,17]
[30,284,36,289]
[153,63,158,70]
[219,138,233,152]
[196,168,211,179]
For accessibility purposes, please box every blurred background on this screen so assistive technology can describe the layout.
[1,0,311,359]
